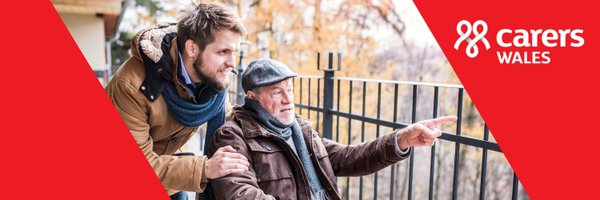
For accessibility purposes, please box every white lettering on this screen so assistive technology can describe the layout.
[570,29,585,47]
[542,29,558,47]
[496,28,584,48]
[558,29,571,47]
[541,51,551,64]
[529,29,542,47]
[496,51,551,64]
[497,51,512,64]
[497,29,513,47]
[514,29,530,47]
[512,51,522,64]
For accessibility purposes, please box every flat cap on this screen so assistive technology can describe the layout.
[241,59,298,92]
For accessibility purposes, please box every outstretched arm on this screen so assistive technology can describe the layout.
[325,116,457,177]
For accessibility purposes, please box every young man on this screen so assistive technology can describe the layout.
[105,2,249,199]
[208,59,457,199]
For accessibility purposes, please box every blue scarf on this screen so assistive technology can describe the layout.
[162,83,226,152]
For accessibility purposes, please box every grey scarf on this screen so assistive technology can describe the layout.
[242,98,293,139]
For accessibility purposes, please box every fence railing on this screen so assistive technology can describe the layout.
[227,52,523,200]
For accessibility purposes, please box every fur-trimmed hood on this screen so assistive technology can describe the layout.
[131,23,177,63]
[130,23,183,102]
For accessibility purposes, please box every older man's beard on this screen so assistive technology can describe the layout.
[193,57,229,91]
[278,105,296,125]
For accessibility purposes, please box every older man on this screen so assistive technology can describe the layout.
[208,59,457,199]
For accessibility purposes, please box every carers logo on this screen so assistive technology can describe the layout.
[454,20,490,58]
[453,20,585,64]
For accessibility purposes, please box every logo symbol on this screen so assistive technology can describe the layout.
[454,20,490,58]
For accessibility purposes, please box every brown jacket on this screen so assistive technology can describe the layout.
[105,24,210,195]
[209,106,409,200]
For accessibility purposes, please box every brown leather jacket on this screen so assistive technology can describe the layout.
[208,106,409,200]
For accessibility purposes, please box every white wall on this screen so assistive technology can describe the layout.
[59,13,106,72]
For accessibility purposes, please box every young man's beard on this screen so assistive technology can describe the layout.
[193,57,229,92]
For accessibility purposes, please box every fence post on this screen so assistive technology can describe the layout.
[235,49,246,105]
[320,52,340,140]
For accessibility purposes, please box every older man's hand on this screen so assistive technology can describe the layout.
[397,116,458,150]
[205,145,250,179]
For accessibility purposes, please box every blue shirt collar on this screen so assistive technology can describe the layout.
[179,51,193,85]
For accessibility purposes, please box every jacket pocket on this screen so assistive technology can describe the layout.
[247,139,296,198]
[312,135,329,159]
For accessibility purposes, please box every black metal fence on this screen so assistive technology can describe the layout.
[227,52,523,200]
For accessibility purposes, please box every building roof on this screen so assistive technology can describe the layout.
[52,0,126,40]
[52,0,122,15]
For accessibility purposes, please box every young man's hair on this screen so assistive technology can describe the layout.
[177,2,247,50]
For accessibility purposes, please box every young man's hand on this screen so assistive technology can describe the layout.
[205,145,250,179]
